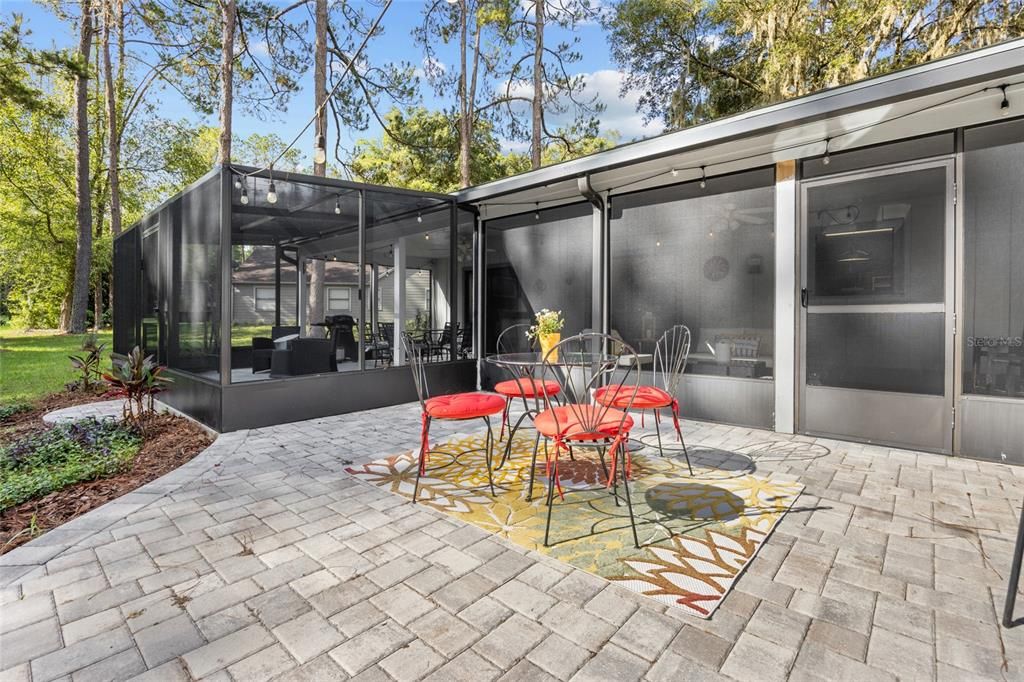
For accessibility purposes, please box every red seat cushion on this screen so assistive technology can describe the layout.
[494,378,561,398]
[425,392,506,420]
[594,385,674,410]
[534,405,634,441]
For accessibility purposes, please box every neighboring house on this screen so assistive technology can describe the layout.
[231,246,431,327]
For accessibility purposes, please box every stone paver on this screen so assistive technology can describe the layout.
[1,401,1023,681]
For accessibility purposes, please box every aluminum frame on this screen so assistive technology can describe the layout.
[797,157,957,453]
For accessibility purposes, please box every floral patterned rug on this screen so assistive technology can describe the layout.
[345,431,803,618]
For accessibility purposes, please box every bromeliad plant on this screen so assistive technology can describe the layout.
[102,346,173,425]
[526,309,565,340]
[67,334,107,391]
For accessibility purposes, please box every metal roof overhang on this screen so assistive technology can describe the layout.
[456,39,1024,219]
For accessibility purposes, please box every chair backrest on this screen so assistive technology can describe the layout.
[496,323,535,354]
[539,332,640,438]
[401,332,429,410]
[653,325,692,396]
[378,322,394,344]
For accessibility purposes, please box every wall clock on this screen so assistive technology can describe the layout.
[703,256,730,281]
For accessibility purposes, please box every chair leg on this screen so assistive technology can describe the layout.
[499,397,510,441]
[527,432,541,502]
[500,410,532,469]
[654,410,665,457]
[672,415,693,476]
[619,443,640,548]
[483,416,496,496]
[414,416,431,503]
[543,451,557,547]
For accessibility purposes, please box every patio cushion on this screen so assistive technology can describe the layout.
[494,378,561,398]
[535,405,634,441]
[425,392,506,420]
[594,385,674,410]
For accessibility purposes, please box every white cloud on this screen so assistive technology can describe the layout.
[581,69,663,141]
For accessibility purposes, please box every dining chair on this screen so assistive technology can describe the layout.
[402,333,505,504]
[534,332,642,548]
[594,324,693,474]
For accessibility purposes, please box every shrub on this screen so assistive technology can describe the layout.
[102,346,173,425]
[67,334,107,391]
[0,403,31,423]
[0,418,142,511]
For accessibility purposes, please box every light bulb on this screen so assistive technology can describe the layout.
[655,241,661,247]
[334,198,341,215]
[822,153,830,165]
[425,234,430,240]
[534,203,540,220]
[417,212,423,223]
[699,179,707,189]
[670,168,679,177]
[314,135,327,165]
[1000,86,1010,117]
[267,181,278,204]
[233,175,242,189]
[240,187,249,205]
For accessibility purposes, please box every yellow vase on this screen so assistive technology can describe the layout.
[539,332,560,362]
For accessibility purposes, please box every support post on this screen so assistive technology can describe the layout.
[357,189,366,370]
[297,254,307,335]
[774,159,798,434]
[1004,500,1024,627]
[394,236,407,366]
[218,166,232,385]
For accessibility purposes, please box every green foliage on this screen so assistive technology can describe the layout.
[0,14,84,115]
[0,329,113,404]
[0,418,141,511]
[0,403,31,423]
[350,107,529,192]
[102,346,173,423]
[67,334,107,391]
[606,0,1024,131]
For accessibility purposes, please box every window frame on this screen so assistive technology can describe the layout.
[254,286,276,312]
[327,286,352,312]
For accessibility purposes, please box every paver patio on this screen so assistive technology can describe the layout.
[2,402,1024,681]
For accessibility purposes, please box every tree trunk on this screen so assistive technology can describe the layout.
[69,2,95,334]
[530,0,544,169]
[458,3,471,188]
[103,0,121,240]
[218,0,236,164]
[307,0,328,335]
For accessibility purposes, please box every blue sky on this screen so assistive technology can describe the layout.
[8,0,663,164]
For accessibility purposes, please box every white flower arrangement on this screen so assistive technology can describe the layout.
[526,309,564,340]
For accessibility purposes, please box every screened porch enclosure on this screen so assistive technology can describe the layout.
[113,167,477,431]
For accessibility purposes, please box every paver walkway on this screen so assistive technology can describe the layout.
[2,402,1024,681]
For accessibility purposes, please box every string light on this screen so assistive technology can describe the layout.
[417,211,423,223]
[534,203,540,220]
[699,166,707,189]
[334,197,341,214]
[1001,85,1010,117]
[822,138,831,165]
[424,233,430,240]
[266,166,278,204]
[314,134,327,165]
[233,175,242,189]
[240,185,249,205]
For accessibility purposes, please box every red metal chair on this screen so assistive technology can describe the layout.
[403,333,505,503]
[594,325,693,475]
[533,332,642,548]
[493,324,561,441]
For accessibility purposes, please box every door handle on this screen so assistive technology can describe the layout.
[801,288,809,308]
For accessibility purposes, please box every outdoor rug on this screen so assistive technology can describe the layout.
[346,431,803,618]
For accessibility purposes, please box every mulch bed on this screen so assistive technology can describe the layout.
[1,395,214,555]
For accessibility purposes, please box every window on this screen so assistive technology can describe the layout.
[254,287,275,312]
[327,286,351,311]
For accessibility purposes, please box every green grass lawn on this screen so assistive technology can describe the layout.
[0,328,114,405]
